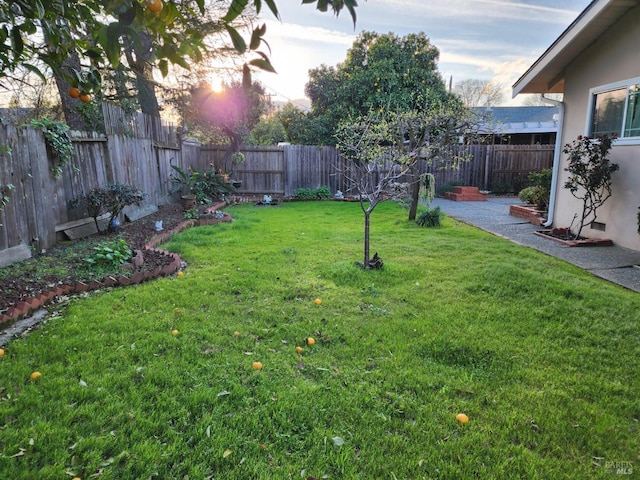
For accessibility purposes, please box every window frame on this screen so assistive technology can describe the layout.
[585,77,640,146]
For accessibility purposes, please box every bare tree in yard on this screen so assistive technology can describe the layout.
[336,111,421,270]
[454,78,504,107]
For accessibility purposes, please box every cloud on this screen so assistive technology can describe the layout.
[369,0,579,24]
[263,19,355,47]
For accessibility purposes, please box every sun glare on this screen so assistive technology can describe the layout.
[208,76,224,93]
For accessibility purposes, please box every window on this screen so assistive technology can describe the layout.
[588,78,640,144]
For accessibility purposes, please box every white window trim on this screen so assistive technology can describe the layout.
[585,76,640,146]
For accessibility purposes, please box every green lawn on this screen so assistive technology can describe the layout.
[1,201,638,479]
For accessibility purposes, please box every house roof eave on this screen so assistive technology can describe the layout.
[512,0,639,97]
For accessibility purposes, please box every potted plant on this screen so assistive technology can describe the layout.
[168,165,197,209]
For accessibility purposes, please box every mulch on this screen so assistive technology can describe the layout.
[0,203,198,322]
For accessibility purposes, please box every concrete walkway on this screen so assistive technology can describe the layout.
[431,197,640,293]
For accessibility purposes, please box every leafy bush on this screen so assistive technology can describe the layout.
[518,168,553,210]
[85,183,145,233]
[183,208,200,220]
[169,165,236,204]
[518,186,546,209]
[416,206,443,227]
[294,186,332,200]
[84,237,132,268]
[314,185,332,199]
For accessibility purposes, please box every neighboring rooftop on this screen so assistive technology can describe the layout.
[473,106,559,134]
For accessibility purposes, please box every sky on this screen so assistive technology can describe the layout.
[250,0,594,106]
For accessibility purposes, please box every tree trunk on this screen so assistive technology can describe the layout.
[124,32,160,118]
[408,170,420,221]
[363,209,371,268]
[43,23,88,130]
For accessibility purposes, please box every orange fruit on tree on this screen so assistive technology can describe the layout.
[68,87,81,98]
[252,361,263,370]
[456,413,469,424]
[147,0,163,13]
[295,346,304,354]
[305,337,315,346]
[30,371,42,380]
[79,93,91,103]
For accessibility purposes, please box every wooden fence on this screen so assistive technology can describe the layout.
[0,103,554,259]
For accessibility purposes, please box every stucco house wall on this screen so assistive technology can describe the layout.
[556,4,640,249]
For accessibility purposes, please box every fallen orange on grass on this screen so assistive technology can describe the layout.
[305,337,315,346]
[171,329,179,336]
[295,346,304,354]
[177,271,184,277]
[0,348,4,357]
[252,361,263,370]
[314,298,322,305]
[30,371,42,380]
[456,413,469,424]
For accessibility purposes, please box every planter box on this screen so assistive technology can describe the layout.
[509,204,547,226]
[443,186,488,202]
[534,228,613,247]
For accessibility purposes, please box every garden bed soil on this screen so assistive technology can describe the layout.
[534,228,613,247]
[0,203,225,327]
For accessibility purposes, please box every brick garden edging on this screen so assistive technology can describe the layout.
[0,202,232,328]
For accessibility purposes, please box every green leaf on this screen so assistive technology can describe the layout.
[22,63,46,82]
[118,5,137,27]
[249,57,276,73]
[222,0,249,22]
[263,0,280,19]
[10,27,24,56]
[34,0,46,19]
[158,59,169,77]
[225,24,247,53]
[249,24,266,51]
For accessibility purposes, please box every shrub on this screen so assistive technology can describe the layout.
[169,165,236,204]
[518,186,546,209]
[563,134,619,238]
[416,206,443,227]
[314,185,332,199]
[85,183,145,233]
[294,186,332,200]
[84,237,132,268]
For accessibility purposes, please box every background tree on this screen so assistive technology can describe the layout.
[187,79,269,167]
[306,31,449,145]
[453,78,504,107]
